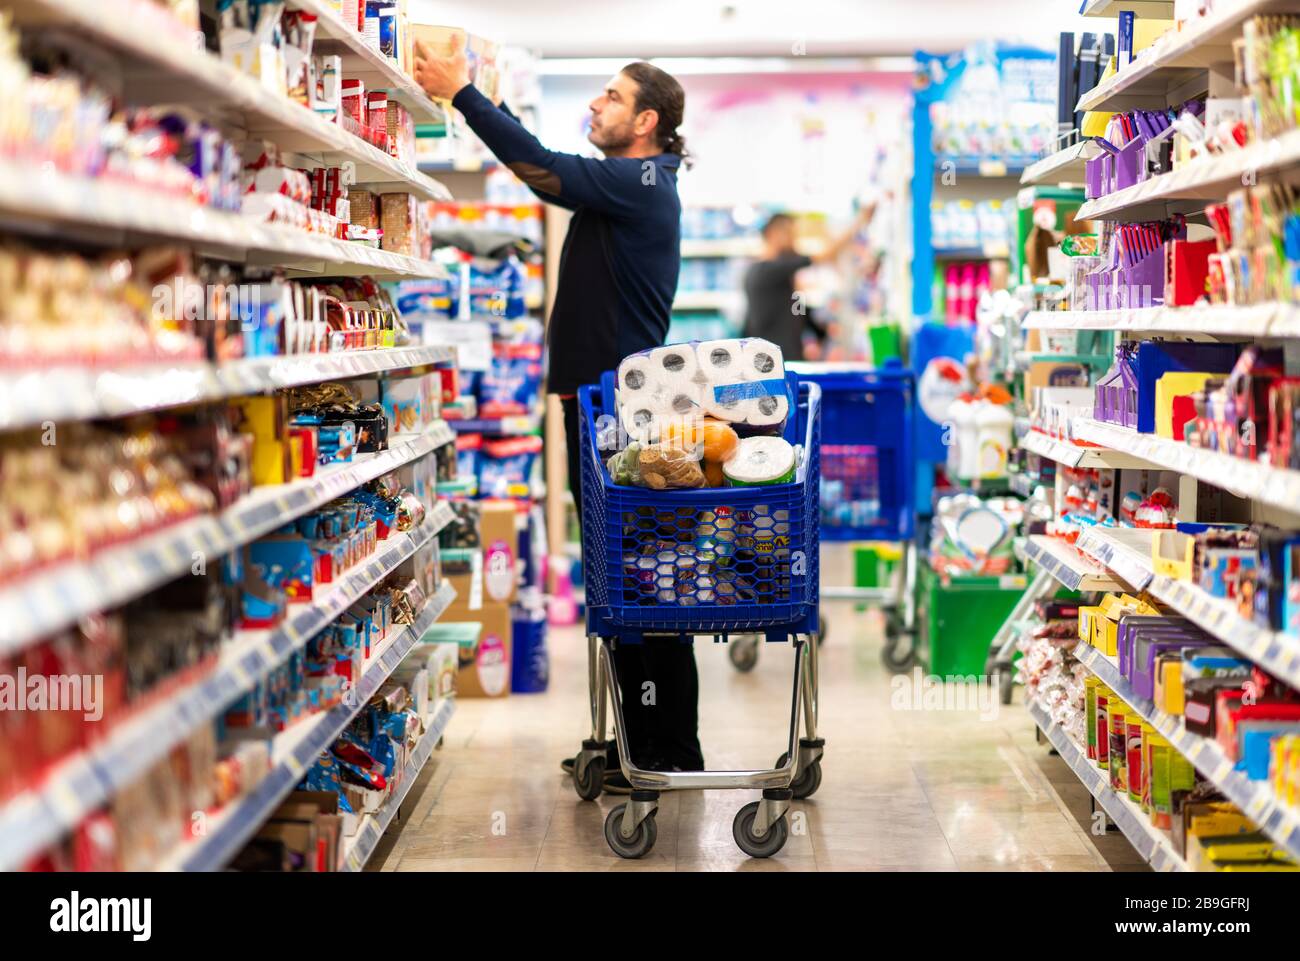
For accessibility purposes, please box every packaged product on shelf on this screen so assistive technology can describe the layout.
[380,192,417,256]
[478,435,542,499]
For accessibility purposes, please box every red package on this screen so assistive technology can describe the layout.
[1164,238,1215,306]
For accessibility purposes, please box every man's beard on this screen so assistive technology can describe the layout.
[589,119,635,154]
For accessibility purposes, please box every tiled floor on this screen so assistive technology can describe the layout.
[370,549,1150,873]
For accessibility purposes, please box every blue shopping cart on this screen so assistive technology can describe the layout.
[725,361,920,673]
[571,371,822,859]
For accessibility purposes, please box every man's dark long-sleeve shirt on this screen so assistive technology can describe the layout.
[452,85,681,394]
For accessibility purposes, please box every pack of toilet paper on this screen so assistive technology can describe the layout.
[615,338,790,443]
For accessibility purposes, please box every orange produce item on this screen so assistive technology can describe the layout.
[701,418,738,462]
[703,460,725,487]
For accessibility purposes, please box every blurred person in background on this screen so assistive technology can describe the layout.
[742,204,874,361]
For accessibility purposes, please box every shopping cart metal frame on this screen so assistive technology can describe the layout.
[570,373,823,859]
[726,362,919,673]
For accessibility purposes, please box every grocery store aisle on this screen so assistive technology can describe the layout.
[372,552,1148,872]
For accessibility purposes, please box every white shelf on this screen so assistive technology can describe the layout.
[0,346,457,432]
[0,422,454,653]
[1078,129,1300,222]
[1072,416,1300,517]
[157,582,457,872]
[1076,0,1297,113]
[1072,642,1300,862]
[1080,0,1176,18]
[0,518,455,872]
[1076,525,1158,591]
[933,242,1011,260]
[1019,535,1124,591]
[0,163,448,281]
[1076,525,1300,690]
[341,697,456,872]
[672,290,742,311]
[1020,139,1104,186]
[1027,700,1188,871]
[3,0,450,202]
[1022,303,1291,337]
[679,237,825,259]
[1020,428,1154,469]
[292,0,448,125]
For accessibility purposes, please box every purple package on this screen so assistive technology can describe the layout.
[1132,636,1206,700]
[1116,616,1192,676]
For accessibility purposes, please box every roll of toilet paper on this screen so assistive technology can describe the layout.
[619,401,660,445]
[745,390,790,427]
[739,338,785,380]
[696,339,744,379]
[648,343,699,383]
[617,352,659,399]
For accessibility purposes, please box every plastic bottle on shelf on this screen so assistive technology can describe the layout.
[975,391,1014,479]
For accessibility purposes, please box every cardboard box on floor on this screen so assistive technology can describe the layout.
[479,499,518,605]
[453,602,512,698]
[442,549,483,622]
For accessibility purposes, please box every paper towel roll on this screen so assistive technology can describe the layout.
[746,391,790,427]
[649,343,699,383]
[740,338,785,379]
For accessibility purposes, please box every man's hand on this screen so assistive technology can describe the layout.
[413,36,472,101]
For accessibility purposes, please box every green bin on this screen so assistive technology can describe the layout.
[922,563,1027,677]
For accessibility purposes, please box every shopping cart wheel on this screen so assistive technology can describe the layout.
[728,636,760,672]
[732,801,789,858]
[818,608,828,645]
[775,753,823,800]
[573,756,605,801]
[882,610,919,673]
[999,671,1015,706]
[604,803,657,859]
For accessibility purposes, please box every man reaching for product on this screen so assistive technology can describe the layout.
[414,41,703,791]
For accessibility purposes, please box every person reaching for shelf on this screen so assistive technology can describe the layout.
[742,204,875,361]
[414,39,704,793]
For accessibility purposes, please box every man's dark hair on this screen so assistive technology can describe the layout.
[761,212,796,237]
[620,61,691,167]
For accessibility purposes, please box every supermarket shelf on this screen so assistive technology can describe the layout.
[418,159,503,174]
[341,698,456,872]
[1027,700,1188,871]
[0,514,454,872]
[1078,129,1300,222]
[0,422,455,653]
[1076,525,1157,591]
[0,163,449,281]
[160,581,457,872]
[672,290,742,310]
[1020,139,1104,186]
[1072,416,1300,516]
[292,0,447,125]
[679,237,826,259]
[935,158,1027,178]
[0,346,457,431]
[1076,525,1300,690]
[5,0,450,202]
[1022,303,1290,336]
[932,243,1010,260]
[1080,0,1175,16]
[1072,643,1300,862]
[1075,0,1297,113]
[1020,429,1154,469]
[447,414,542,435]
[1019,535,1124,591]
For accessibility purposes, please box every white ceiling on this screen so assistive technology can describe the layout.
[411,0,1097,58]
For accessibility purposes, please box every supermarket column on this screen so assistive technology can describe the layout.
[413,40,705,781]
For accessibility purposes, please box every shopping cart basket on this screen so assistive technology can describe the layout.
[727,361,918,673]
[571,371,821,859]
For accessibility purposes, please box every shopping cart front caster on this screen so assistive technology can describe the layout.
[776,744,824,800]
[572,755,605,801]
[728,635,760,672]
[733,794,791,858]
[882,610,919,673]
[604,795,659,859]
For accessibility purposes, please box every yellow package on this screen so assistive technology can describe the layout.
[1155,372,1217,439]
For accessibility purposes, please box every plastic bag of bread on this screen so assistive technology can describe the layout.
[638,444,705,490]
